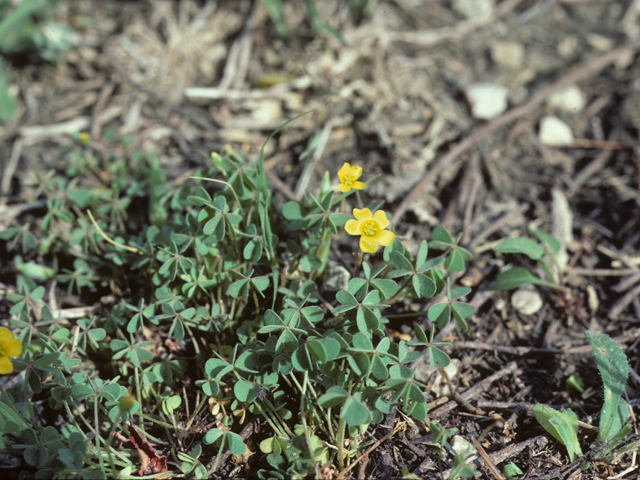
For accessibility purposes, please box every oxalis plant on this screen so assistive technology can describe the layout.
[0,114,477,479]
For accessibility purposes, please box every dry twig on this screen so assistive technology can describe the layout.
[392,40,640,225]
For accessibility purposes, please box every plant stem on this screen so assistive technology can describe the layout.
[94,396,105,472]
[207,436,226,474]
[336,417,347,470]
[22,380,42,433]
[0,383,32,431]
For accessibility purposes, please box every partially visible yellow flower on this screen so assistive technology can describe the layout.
[0,328,22,375]
[79,132,90,145]
[119,388,137,413]
[338,163,365,193]
[345,208,395,253]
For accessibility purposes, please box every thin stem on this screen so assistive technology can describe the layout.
[336,417,347,470]
[94,397,105,472]
[22,381,42,433]
[262,398,294,437]
[104,410,121,473]
[536,258,561,288]
[353,252,363,279]
[184,322,201,356]
[207,436,226,475]
[134,368,144,427]
[138,412,174,430]
[300,371,322,478]
[0,383,32,431]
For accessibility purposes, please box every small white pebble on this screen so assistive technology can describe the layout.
[465,83,509,120]
[539,116,574,146]
[548,85,586,113]
[511,287,543,315]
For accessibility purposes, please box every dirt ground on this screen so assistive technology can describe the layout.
[1,0,640,478]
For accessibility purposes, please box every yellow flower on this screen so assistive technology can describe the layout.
[338,163,365,193]
[345,208,395,253]
[79,132,90,145]
[119,388,137,413]
[0,328,22,375]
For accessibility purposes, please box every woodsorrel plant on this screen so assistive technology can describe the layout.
[0,115,477,479]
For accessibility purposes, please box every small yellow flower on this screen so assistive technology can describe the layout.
[345,208,395,253]
[0,328,22,375]
[338,162,365,193]
[119,387,137,413]
[79,132,90,145]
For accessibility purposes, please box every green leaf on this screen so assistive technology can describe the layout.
[162,396,182,416]
[452,302,474,319]
[340,394,371,426]
[203,428,224,445]
[533,405,582,461]
[356,307,379,334]
[491,267,550,291]
[371,279,398,300]
[226,431,246,455]
[414,324,428,344]
[0,61,17,122]
[33,352,59,367]
[282,201,302,220]
[503,462,524,480]
[16,262,55,281]
[308,338,340,364]
[529,225,561,255]
[252,276,270,292]
[585,330,629,442]
[336,290,357,306]
[449,286,471,301]
[300,254,322,272]
[234,381,259,403]
[415,240,429,270]
[276,329,299,354]
[228,279,248,299]
[71,384,93,401]
[431,226,453,244]
[428,303,450,329]
[444,249,466,272]
[494,237,544,260]
[413,274,436,298]
[99,383,121,402]
[390,251,413,271]
[318,386,348,408]
[452,307,469,331]
[429,347,450,368]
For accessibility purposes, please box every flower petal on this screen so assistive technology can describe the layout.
[3,339,21,357]
[375,229,395,247]
[338,163,351,180]
[352,181,365,190]
[373,210,390,229]
[360,236,379,253]
[339,184,351,193]
[353,208,372,221]
[349,165,363,180]
[345,219,361,235]
[0,328,13,342]
[0,357,13,375]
